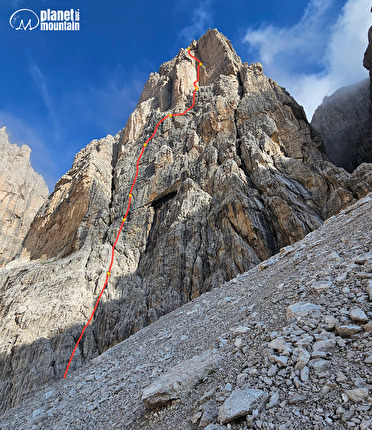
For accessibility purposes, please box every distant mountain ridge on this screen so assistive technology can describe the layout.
[311,79,371,172]
[0,126,48,267]
[311,24,372,173]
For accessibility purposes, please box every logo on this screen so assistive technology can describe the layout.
[9,9,39,31]
[9,8,80,32]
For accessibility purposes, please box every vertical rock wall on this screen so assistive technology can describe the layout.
[0,127,48,267]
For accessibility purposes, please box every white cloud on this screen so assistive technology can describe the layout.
[243,0,371,120]
[179,0,212,44]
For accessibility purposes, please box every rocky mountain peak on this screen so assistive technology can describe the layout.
[1,28,372,414]
[194,28,242,86]
[138,28,241,107]
[0,126,30,158]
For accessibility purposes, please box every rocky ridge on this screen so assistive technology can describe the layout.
[1,192,371,429]
[1,29,372,413]
[0,127,48,267]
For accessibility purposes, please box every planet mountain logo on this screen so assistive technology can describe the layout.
[9,8,80,32]
[9,9,39,30]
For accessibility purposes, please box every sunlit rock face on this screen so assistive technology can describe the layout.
[1,28,372,413]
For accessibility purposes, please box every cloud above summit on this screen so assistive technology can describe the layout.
[243,0,370,119]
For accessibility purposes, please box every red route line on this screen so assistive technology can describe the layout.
[64,48,202,378]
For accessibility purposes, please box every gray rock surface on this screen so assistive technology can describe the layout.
[1,28,372,414]
[218,387,268,424]
[0,192,371,429]
[350,308,368,323]
[345,388,369,403]
[141,350,220,406]
[311,79,371,172]
[0,127,48,266]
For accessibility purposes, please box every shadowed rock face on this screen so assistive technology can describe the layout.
[0,127,48,267]
[1,28,372,412]
[311,79,371,173]
[1,192,372,430]
[310,24,372,174]
[363,25,372,162]
[364,26,372,110]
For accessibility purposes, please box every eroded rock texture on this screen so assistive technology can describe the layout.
[21,135,116,261]
[1,29,372,412]
[0,127,48,267]
[311,79,371,172]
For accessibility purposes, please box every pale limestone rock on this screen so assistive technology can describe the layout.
[205,425,226,430]
[218,387,268,424]
[349,308,368,323]
[271,355,289,367]
[310,358,330,373]
[324,315,338,330]
[312,339,336,352]
[345,388,369,403]
[295,349,311,370]
[367,280,372,301]
[0,192,372,428]
[1,28,372,414]
[300,366,309,382]
[311,280,333,293]
[336,324,363,337]
[141,350,220,406]
[268,337,292,355]
[267,391,280,408]
[286,302,323,320]
[20,134,116,261]
[0,127,48,266]
[233,326,250,336]
[365,354,372,364]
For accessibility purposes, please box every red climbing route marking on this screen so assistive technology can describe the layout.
[64,48,202,378]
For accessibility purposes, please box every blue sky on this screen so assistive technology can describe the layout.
[0,0,370,190]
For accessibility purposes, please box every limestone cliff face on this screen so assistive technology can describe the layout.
[1,29,372,412]
[311,79,371,172]
[0,127,48,267]
[20,135,116,261]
